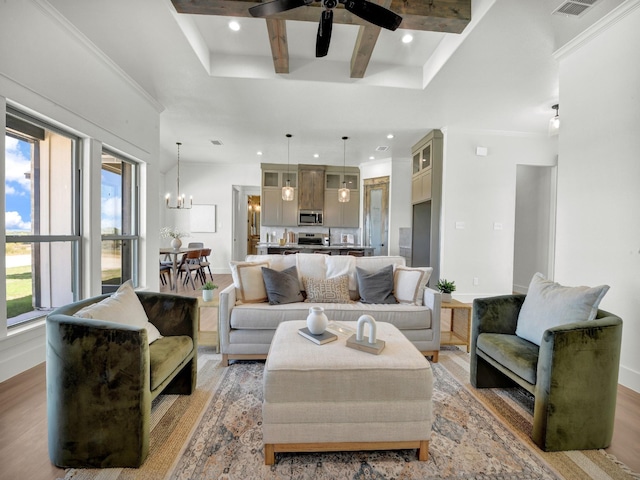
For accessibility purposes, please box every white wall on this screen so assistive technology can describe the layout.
[440,129,557,302]
[0,0,161,381]
[513,165,556,293]
[162,162,261,273]
[554,3,640,392]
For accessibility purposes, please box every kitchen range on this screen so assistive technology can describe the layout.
[257,231,373,256]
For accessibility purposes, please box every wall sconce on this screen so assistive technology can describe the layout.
[549,104,560,136]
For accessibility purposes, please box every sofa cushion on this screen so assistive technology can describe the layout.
[356,265,397,304]
[262,266,304,305]
[230,302,431,331]
[303,275,351,303]
[230,260,270,304]
[394,266,433,306]
[149,335,194,391]
[515,273,609,346]
[476,333,539,385]
[74,280,162,344]
[325,255,357,292]
[295,253,327,290]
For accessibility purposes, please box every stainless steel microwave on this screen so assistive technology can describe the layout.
[299,210,323,226]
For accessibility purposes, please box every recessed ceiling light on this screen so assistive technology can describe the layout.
[313,153,319,158]
[402,34,413,44]
[229,21,240,31]
[369,156,375,160]
[386,134,394,139]
[257,151,263,156]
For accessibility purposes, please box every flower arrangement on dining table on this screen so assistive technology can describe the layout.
[161,227,189,249]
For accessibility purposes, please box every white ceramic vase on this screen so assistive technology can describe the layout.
[306,306,328,335]
[171,237,182,250]
[442,292,452,303]
[202,289,214,302]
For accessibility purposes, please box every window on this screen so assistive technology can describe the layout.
[101,150,139,293]
[5,109,81,327]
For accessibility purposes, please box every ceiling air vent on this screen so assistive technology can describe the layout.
[553,0,599,17]
[210,140,223,146]
[376,145,390,152]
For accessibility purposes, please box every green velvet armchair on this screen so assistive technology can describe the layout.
[46,292,198,468]
[470,294,622,451]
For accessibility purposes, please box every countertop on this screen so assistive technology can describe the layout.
[257,243,372,250]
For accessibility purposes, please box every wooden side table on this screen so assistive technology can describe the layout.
[440,299,472,352]
[197,297,219,352]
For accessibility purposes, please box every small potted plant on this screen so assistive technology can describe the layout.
[201,281,218,302]
[437,279,456,303]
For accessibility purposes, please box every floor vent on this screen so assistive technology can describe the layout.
[553,0,599,17]
[376,145,389,152]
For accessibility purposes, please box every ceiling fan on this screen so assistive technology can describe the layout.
[249,0,403,57]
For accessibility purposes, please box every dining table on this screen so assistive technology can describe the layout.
[160,247,201,291]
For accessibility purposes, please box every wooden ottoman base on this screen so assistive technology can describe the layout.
[264,440,429,465]
[263,321,434,466]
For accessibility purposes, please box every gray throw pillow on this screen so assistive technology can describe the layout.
[356,264,398,304]
[262,266,304,305]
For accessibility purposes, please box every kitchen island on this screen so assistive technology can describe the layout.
[256,243,373,256]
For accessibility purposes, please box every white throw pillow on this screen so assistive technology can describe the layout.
[230,260,270,304]
[515,273,609,346]
[74,280,162,344]
[394,266,433,306]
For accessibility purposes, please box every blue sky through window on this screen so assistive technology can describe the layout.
[5,135,32,232]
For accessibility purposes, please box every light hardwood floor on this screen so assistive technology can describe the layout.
[0,274,638,478]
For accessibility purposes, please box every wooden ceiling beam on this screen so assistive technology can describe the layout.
[266,19,289,74]
[350,24,381,78]
[171,0,471,33]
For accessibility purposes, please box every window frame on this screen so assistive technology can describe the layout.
[100,148,140,292]
[5,107,82,327]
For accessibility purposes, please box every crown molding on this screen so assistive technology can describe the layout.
[32,0,165,113]
[553,0,640,61]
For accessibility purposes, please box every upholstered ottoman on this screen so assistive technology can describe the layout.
[262,320,433,465]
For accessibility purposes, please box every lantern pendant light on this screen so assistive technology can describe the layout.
[282,134,295,201]
[165,142,193,209]
[338,136,350,203]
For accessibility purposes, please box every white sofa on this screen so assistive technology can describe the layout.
[219,254,441,366]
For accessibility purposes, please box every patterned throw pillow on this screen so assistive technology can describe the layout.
[303,275,351,303]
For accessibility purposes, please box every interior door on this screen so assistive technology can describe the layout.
[364,177,389,256]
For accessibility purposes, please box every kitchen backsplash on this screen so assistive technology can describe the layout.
[262,226,360,245]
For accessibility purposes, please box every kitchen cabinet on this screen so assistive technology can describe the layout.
[298,166,324,211]
[261,166,298,226]
[410,129,443,287]
[324,168,360,227]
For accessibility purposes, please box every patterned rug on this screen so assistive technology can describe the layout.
[63,348,639,480]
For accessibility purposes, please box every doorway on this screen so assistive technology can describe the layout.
[232,185,261,261]
[247,195,261,255]
[363,176,389,256]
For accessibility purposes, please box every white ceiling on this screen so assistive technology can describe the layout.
[45,0,563,173]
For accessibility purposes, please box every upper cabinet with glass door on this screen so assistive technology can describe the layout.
[411,130,443,205]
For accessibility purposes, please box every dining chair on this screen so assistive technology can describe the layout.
[159,261,173,289]
[178,249,202,289]
[187,242,204,248]
[198,248,213,283]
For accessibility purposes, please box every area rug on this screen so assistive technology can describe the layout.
[63,348,639,480]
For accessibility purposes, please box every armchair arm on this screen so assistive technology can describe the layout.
[218,283,236,354]
[533,311,622,449]
[423,287,442,348]
[46,315,150,467]
[471,294,526,350]
[137,292,198,340]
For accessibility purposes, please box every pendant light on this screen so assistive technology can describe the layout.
[165,142,192,209]
[338,136,350,203]
[548,104,560,136]
[282,134,295,201]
